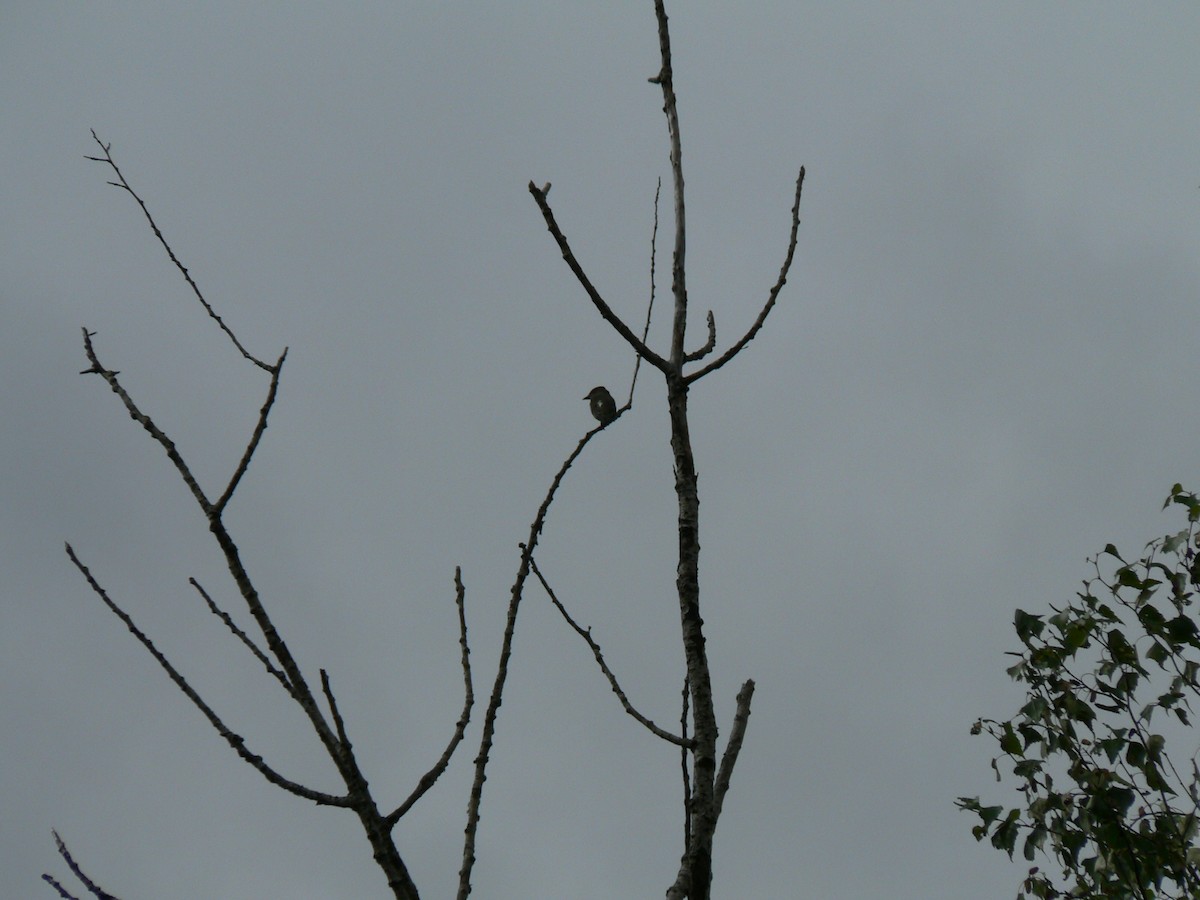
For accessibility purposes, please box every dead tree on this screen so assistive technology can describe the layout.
[50,3,803,898]
[65,127,470,900]
[455,4,804,897]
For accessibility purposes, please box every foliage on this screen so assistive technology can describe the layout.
[959,485,1200,899]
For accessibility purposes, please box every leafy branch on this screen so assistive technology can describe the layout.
[960,484,1200,899]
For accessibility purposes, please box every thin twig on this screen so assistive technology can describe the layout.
[386,566,473,825]
[190,577,293,696]
[41,874,82,900]
[628,177,663,407]
[529,554,692,747]
[685,167,805,383]
[65,543,350,808]
[85,131,272,371]
[79,329,212,516]
[320,669,351,764]
[43,831,118,900]
[213,347,288,517]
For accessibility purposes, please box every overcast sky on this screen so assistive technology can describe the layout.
[4,3,1200,898]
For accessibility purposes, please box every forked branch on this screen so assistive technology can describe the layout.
[71,134,470,900]
[65,544,351,807]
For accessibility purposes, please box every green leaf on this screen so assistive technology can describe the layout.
[979,804,1005,826]
[1020,697,1049,721]
[1146,733,1165,761]
[1106,629,1138,667]
[1097,736,1125,763]
[1163,529,1189,554]
[1137,602,1166,632]
[1023,824,1048,862]
[1015,609,1044,643]
[1115,669,1139,696]
[1145,641,1169,666]
[1014,759,1044,779]
[1144,761,1169,792]
[993,808,1021,857]
[1029,646,1061,670]
[1166,614,1199,644]
[1116,567,1143,590]
[1063,619,1093,652]
[1126,741,1145,767]
[1000,722,1023,756]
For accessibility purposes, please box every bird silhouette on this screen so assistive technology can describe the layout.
[584,386,617,425]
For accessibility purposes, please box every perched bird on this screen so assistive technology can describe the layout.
[584,386,617,425]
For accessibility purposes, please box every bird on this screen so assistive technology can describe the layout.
[584,386,617,425]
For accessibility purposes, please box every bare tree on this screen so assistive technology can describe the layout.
[49,3,804,898]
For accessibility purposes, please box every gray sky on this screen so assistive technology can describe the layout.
[4,3,1200,898]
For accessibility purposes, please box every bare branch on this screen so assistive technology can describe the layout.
[41,874,82,900]
[685,167,805,383]
[80,329,341,774]
[76,330,342,761]
[86,131,273,371]
[79,329,212,516]
[65,543,350,808]
[528,181,671,375]
[212,347,288,517]
[684,310,716,362]
[665,864,690,900]
[386,566,473,825]
[530,554,692,748]
[320,669,352,765]
[43,831,119,900]
[190,577,293,696]
[713,679,756,822]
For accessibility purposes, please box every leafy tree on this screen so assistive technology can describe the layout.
[960,485,1200,899]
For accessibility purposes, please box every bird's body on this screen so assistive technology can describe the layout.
[584,386,617,425]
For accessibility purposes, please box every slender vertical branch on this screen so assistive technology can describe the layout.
[649,0,689,367]
[628,177,663,406]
